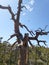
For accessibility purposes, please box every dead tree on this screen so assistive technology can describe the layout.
[0,0,49,65]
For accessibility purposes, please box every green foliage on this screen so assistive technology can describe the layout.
[29,46,49,65]
[0,42,49,65]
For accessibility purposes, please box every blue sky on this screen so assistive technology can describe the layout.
[0,0,49,47]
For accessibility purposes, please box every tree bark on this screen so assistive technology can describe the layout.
[18,45,28,65]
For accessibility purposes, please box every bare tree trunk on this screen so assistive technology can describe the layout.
[18,33,29,65]
[18,45,29,65]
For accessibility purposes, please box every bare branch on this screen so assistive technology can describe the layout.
[9,41,17,51]
[35,25,48,32]
[29,40,34,49]
[29,37,47,46]
[7,33,21,41]
[11,41,17,48]
[29,30,49,46]
[29,37,37,40]
[19,23,35,36]
[44,25,48,31]
[38,40,47,46]
[20,24,33,35]
[7,34,17,41]
[35,31,49,39]
[29,30,49,40]
[0,5,15,21]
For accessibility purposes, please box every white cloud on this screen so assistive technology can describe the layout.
[25,4,33,12]
[22,0,35,15]
[25,4,30,10]
[23,0,35,12]
[29,8,33,12]
[29,0,35,5]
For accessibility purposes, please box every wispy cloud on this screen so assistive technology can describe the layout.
[29,0,35,5]
[25,0,35,12]
[25,4,33,12]
[22,0,35,15]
